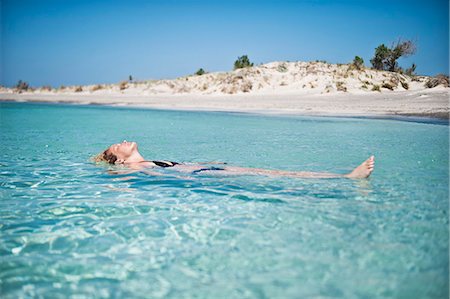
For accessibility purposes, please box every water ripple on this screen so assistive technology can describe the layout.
[1,103,448,298]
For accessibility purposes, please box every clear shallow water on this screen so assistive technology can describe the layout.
[0,102,448,298]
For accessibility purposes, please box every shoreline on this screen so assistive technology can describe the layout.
[1,93,448,125]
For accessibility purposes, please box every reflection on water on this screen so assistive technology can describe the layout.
[0,102,448,298]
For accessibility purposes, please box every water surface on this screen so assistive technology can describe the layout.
[0,102,448,298]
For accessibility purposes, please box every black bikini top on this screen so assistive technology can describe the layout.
[150,160,179,168]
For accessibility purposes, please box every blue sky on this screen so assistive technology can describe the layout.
[1,0,448,87]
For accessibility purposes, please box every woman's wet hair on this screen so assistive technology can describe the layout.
[103,150,118,164]
[93,149,118,164]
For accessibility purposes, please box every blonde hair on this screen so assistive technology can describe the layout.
[92,149,118,164]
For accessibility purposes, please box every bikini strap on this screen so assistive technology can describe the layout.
[150,160,179,167]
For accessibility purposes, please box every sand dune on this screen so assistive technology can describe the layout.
[1,61,448,119]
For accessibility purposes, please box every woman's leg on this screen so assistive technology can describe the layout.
[223,156,375,179]
[344,156,375,178]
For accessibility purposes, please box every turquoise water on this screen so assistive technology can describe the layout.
[0,102,448,298]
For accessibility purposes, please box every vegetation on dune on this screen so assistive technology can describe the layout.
[370,44,389,70]
[41,85,52,91]
[91,84,104,91]
[382,82,395,91]
[7,48,449,95]
[336,81,347,92]
[277,63,288,72]
[195,68,206,76]
[405,63,417,76]
[352,56,364,70]
[234,55,254,70]
[425,74,450,88]
[370,39,416,73]
[119,81,128,90]
[15,80,30,92]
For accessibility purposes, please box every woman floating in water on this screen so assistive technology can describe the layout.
[94,141,374,179]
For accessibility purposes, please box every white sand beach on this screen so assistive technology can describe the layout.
[1,61,449,119]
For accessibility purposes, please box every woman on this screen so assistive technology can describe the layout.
[94,140,374,179]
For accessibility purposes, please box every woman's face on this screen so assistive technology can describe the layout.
[107,140,137,161]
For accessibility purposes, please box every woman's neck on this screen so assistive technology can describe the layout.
[124,151,146,164]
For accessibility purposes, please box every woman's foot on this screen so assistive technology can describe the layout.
[345,156,375,179]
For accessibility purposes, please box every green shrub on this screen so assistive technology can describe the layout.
[401,81,409,90]
[195,68,206,76]
[370,44,389,70]
[233,55,254,70]
[15,80,29,92]
[352,56,364,70]
[370,40,416,72]
[371,85,381,92]
[74,86,83,92]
